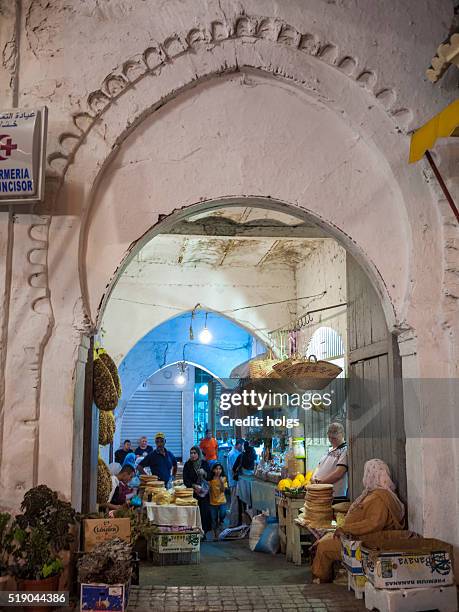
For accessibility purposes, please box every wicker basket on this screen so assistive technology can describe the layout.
[249,357,281,379]
[272,355,342,389]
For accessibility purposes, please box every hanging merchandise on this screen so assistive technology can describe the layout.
[93,354,119,411]
[292,437,306,459]
[98,410,115,446]
[272,354,342,390]
[97,457,112,505]
[248,348,281,380]
[97,349,122,397]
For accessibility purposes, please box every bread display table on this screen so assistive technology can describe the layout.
[144,502,202,530]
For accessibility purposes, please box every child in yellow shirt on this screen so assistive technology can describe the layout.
[209,463,228,540]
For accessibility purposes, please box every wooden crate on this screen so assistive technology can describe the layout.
[275,496,307,565]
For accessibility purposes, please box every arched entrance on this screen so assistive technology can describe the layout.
[85,196,407,588]
[33,11,456,548]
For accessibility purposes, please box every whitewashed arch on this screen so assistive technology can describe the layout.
[44,13,439,341]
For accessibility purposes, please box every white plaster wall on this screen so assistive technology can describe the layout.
[294,241,347,355]
[103,259,297,363]
[0,0,457,567]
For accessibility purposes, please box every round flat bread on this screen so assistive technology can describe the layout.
[304,508,333,516]
[305,503,332,512]
[306,484,334,491]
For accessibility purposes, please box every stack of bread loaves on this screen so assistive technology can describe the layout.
[174,486,197,506]
[301,483,334,527]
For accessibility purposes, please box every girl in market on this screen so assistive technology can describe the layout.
[183,446,212,535]
[208,462,228,540]
[312,458,405,582]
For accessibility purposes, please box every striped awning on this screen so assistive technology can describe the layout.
[409,99,459,163]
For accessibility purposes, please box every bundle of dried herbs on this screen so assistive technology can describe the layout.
[97,458,112,505]
[78,538,132,584]
[98,350,122,397]
[93,357,118,412]
[98,410,115,446]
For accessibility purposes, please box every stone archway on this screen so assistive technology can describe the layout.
[14,10,454,553]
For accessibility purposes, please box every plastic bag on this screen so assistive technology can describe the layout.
[254,517,280,554]
[249,512,267,551]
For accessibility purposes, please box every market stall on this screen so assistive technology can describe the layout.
[144,502,202,530]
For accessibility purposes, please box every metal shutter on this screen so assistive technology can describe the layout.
[121,389,183,458]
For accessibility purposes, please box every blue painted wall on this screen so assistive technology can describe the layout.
[115,311,264,418]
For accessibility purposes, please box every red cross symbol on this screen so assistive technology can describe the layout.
[0,135,18,161]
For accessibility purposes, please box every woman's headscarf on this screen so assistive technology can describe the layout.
[348,458,405,521]
[122,452,137,469]
[189,446,203,476]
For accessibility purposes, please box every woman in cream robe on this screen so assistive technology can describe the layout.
[312,458,405,582]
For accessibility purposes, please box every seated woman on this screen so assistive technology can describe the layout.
[183,446,212,534]
[312,458,405,582]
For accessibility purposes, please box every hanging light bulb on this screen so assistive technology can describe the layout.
[175,362,187,386]
[199,312,212,344]
[198,384,209,396]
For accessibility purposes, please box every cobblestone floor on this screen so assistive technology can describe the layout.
[127,584,367,611]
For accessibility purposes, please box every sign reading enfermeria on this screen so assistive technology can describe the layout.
[0,107,48,204]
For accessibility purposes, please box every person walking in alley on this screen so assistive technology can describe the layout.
[209,462,228,540]
[115,439,132,464]
[138,432,177,485]
[227,438,244,527]
[183,446,212,535]
[134,436,153,458]
[199,429,219,466]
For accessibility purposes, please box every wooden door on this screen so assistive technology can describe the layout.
[346,255,406,503]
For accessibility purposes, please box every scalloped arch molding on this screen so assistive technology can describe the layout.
[48,13,412,177]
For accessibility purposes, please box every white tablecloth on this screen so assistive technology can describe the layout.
[144,503,202,529]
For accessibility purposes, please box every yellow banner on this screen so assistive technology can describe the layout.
[409,99,459,163]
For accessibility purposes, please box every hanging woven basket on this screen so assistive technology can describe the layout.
[248,356,281,379]
[272,354,342,389]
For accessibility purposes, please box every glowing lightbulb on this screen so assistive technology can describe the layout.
[176,373,186,386]
[199,384,208,396]
[199,327,212,344]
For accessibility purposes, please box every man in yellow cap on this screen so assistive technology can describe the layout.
[138,432,177,485]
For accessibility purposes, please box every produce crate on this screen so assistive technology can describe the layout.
[150,550,200,566]
[361,533,454,590]
[147,530,201,565]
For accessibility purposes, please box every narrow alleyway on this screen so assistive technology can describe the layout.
[140,540,310,586]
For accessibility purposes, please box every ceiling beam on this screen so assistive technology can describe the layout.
[160,217,330,239]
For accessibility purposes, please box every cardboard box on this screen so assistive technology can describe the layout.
[365,580,458,612]
[341,530,415,576]
[341,536,364,575]
[80,583,129,612]
[361,534,454,590]
[83,518,131,552]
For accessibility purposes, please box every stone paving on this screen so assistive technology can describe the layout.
[127,584,367,611]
